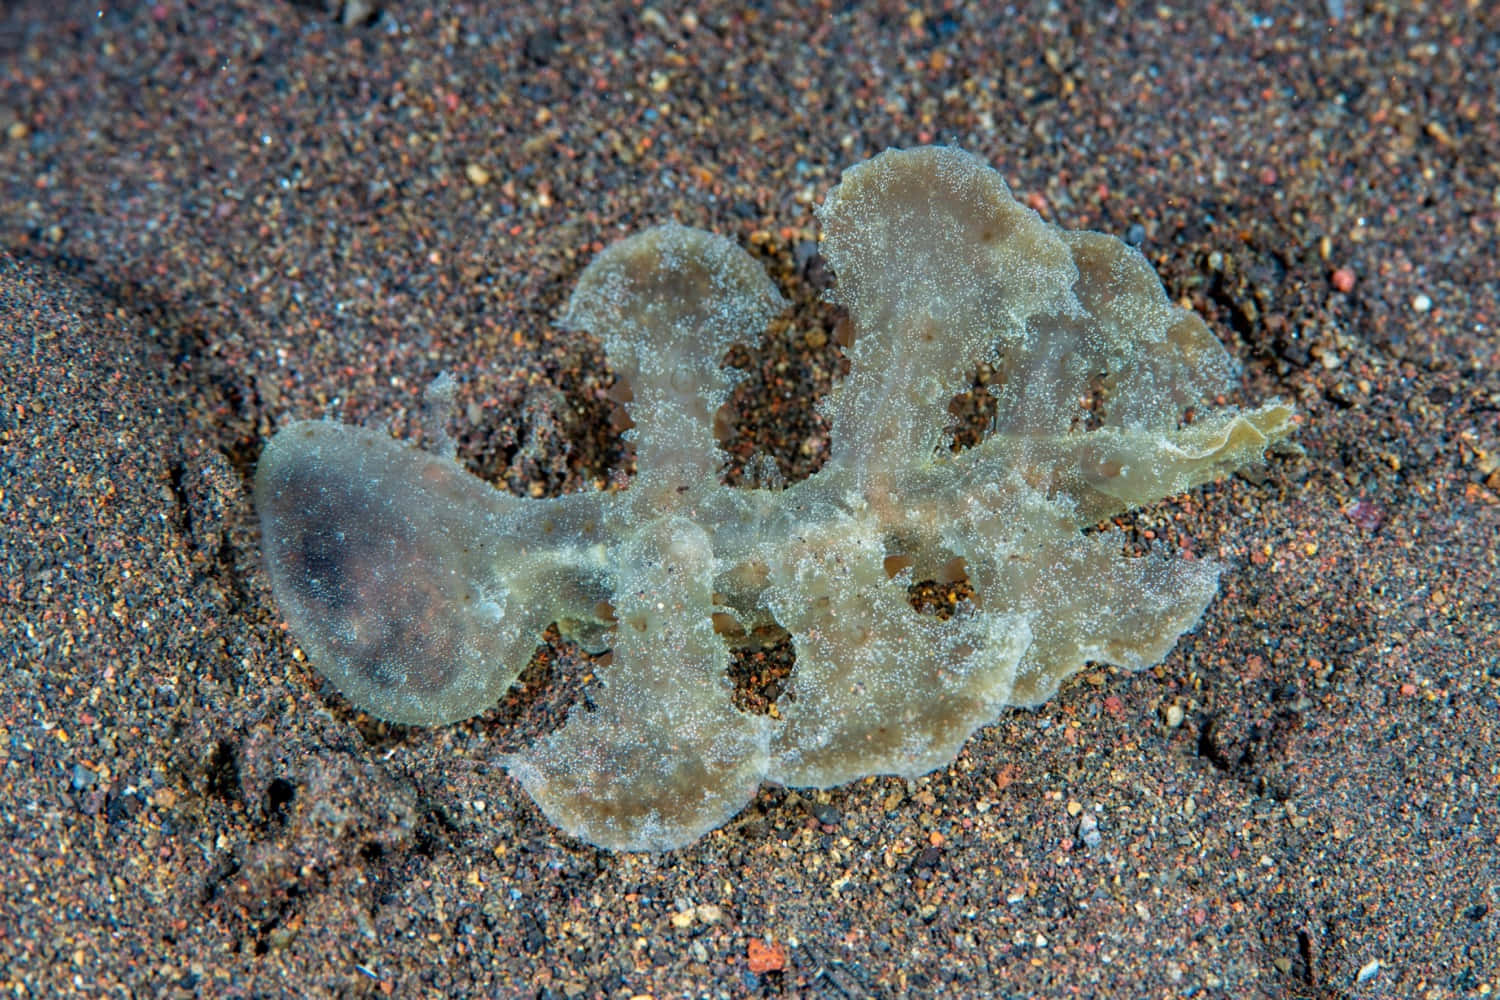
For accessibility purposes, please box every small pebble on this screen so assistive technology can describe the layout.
[1411,293,1432,313]
[1077,812,1102,849]
[1331,267,1355,293]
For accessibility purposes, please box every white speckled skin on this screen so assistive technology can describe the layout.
[255,147,1293,851]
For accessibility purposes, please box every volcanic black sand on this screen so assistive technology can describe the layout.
[1,2,1496,997]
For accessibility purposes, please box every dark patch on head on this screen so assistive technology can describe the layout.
[263,461,462,697]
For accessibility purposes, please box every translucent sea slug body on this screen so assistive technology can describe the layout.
[256,146,1293,851]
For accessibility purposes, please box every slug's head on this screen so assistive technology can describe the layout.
[255,421,521,726]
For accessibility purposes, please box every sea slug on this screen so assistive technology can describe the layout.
[255,146,1294,851]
